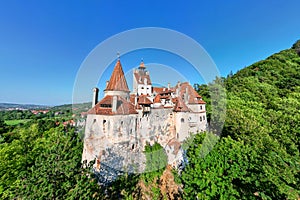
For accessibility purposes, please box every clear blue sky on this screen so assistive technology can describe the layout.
[0,0,299,105]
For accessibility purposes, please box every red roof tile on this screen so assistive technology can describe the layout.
[153,94,162,103]
[137,95,152,105]
[130,94,136,104]
[88,95,137,115]
[105,60,130,92]
[153,87,173,94]
[173,97,190,112]
[173,82,205,104]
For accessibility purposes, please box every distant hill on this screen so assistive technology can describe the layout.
[51,102,91,111]
[0,103,50,110]
[0,102,92,114]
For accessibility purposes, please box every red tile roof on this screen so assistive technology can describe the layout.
[153,87,173,94]
[130,94,136,105]
[173,82,205,104]
[134,73,151,85]
[137,95,153,105]
[153,94,162,103]
[87,95,137,115]
[105,60,130,92]
[173,97,190,112]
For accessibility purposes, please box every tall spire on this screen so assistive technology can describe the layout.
[105,59,129,92]
[117,52,120,60]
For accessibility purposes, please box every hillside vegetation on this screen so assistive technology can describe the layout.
[187,40,300,199]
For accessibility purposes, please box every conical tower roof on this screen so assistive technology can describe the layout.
[105,60,129,92]
[139,61,146,69]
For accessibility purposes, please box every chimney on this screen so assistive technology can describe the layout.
[112,96,117,113]
[92,87,99,107]
[184,87,188,103]
[134,95,137,106]
[168,83,170,90]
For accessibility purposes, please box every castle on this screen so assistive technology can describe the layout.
[82,58,207,175]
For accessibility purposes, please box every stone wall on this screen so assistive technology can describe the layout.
[82,106,207,180]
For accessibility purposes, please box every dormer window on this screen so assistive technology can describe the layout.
[100,104,112,108]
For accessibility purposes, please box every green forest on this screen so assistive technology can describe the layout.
[0,40,299,199]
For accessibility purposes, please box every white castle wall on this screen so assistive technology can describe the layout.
[187,104,206,113]
[83,107,207,164]
[82,114,138,163]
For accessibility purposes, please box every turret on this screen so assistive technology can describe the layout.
[104,59,130,100]
[133,60,152,96]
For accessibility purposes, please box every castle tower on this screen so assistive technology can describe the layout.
[133,61,152,96]
[104,59,130,100]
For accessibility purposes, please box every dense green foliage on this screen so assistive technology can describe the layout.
[0,120,102,199]
[0,110,34,120]
[186,41,300,199]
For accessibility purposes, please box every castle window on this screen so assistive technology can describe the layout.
[93,119,96,123]
[200,116,202,122]
[141,87,144,89]
[131,144,135,150]
[203,116,205,120]
[181,118,184,123]
[103,120,107,132]
[200,105,203,110]
[100,104,112,108]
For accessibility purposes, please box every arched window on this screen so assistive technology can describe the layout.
[203,116,205,120]
[200,105,203,110]
[181,118,184,123]
[200,116,202,122]
[103,120,107,132]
